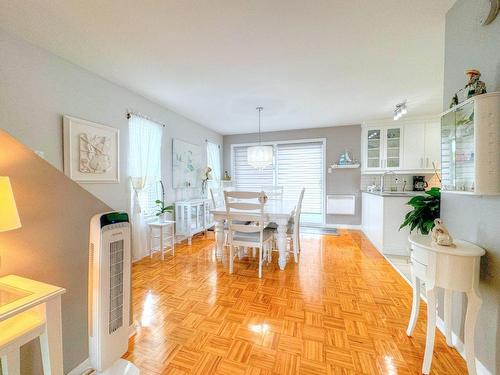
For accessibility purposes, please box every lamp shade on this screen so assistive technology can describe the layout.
[0,177,21,232]
[247,145,273,169]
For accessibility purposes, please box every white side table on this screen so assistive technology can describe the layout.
[148,220,175,260]
[0,275,65,375]
[406,234,485,375]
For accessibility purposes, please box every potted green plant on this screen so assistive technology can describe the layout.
[155,181,174,222]
[399,187,441,235]
[155,200,174,222]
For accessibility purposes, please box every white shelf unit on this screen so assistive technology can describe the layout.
[174,198,213,245]
[440,92,500,195]
[330,164,360,169]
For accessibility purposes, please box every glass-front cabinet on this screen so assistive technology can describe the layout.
[363,126,402,171]
[440,93,500,195]
[385,127,402,168]
[366,129,382,169]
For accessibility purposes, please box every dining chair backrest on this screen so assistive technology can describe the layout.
[223,190,266,237]
[294,188,305,231]
[261,185,283,201]
[209,188,219,209]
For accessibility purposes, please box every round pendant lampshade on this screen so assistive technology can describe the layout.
[247,145,273,169]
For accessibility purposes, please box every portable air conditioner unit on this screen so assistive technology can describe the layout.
[89,212,139,375]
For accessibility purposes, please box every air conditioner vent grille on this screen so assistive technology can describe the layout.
[109,239,124,334]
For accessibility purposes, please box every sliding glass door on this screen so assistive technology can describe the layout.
[231,139,325,225]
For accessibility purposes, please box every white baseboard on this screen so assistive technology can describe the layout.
[67,358,92,375]
[384,255,493,375]
[308,223,362,230]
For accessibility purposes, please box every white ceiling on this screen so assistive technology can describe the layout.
[0,0,455,135]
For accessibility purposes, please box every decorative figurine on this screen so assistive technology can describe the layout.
[223,170,231,181]
[431,219,454,246]
[449,69,487,108]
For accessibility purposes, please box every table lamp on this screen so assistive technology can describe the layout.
[0,176,22,232]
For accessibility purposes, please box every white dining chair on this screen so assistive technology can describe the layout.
[268,188,305,263]
[224,190,274,278]
[261,185,284,201]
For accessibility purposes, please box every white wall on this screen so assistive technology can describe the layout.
[0,28,223,211]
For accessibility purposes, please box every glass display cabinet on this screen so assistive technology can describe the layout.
[174,198,213,244]
[440,92,499,194]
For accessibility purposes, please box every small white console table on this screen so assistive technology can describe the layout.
[0,275,65,375]
[406,234,485,375]
[175,198,213,245]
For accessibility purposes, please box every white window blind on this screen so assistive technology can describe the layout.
[276,142,324,216]
[233,145,274,190]
[231,140,324,223]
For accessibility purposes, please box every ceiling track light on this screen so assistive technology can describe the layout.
[393,101,407,121]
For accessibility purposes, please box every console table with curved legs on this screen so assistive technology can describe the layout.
[406,234,485,375]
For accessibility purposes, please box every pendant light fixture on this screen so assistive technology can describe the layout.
[247,107,273,169]
[393,101,408,120]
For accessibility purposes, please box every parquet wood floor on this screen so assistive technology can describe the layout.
[124,230,467,374]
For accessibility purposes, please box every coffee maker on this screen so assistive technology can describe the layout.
[413,176,428,191]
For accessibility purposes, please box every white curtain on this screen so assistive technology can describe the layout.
[206,141,221,195]
[129,114,163,261]
[207,142,221,181]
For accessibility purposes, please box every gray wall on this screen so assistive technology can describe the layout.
[0,28,223,212]
[441,1,500,373]
[223,125,361,226]
[0,130,111,375]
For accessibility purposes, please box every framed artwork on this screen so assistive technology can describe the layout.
[63,115,120,183]
[173,139,202,188]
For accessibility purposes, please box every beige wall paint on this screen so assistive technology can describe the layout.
[0,28,223,212]
[441,1,500,373]
[0,130,111,374]
[223,125,361,226]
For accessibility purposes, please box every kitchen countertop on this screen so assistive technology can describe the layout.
[362,190,426,197]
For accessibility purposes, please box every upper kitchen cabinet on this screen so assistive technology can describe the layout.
[441,92,500,195]
[361,118,440,174]
[362,125,403,172]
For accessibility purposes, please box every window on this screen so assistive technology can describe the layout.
[206,142,221,188]
[232,145,274,190]
[231,140,325,224]
[128,114,163,216]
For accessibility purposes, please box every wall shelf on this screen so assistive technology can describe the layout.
[330,164,360,169]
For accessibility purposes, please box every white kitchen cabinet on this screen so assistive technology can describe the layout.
[441,92,500,194]
[403,122,425,170]
[362,191,422,256]
[362,117,441,174]
[424,121,441,170]
[362,125,402,172]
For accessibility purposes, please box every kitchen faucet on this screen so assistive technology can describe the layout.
[380,170,396,192]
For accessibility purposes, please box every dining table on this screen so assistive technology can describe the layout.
[211,199,296,270]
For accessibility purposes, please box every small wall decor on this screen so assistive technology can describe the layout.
[449,69,487,108]
[173,139,202,188]
[63,115,120,183]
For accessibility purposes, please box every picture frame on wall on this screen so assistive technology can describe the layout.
[172,139,202,188]
[63,115,120,183]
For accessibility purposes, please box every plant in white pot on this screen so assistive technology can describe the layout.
[155,181,174,221]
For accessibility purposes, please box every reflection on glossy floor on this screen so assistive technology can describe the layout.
[125,230,467,374]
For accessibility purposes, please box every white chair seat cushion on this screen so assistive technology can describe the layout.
[232,229,274,242]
